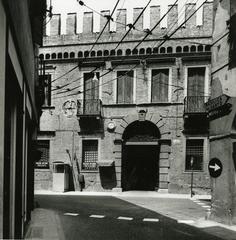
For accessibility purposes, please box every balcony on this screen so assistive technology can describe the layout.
[77,99,102,118]
[183,96,209,133]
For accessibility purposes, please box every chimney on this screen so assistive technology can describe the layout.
[116,9,126,32]
[150,6,161,33]
[66,13,77,35]
[100,10,110,32]
[185,3,196,28]
[167,4,178,29]
[133,8,143,30]
[83,12,93,33]
[50,14,61,36]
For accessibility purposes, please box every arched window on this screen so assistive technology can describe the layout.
[63,52,68,58]
[126,49,131,55]
[132,48,138,55]
[39,54,44,60]
[176,46,182,53]
[117,49,122,56]
[146,48,152,54]
[190,45,196,52]
[91,51,96,57]
[97,50,102,56]
[139,48,145,54]
[167,47,173,53]
[58,52,62,59]
[70,52,75,58]
[160,47,165,54]
[110,50,116,56]
[51,53,56,59]
[153,47,158,54]
[104,50,109,56]
[84,51,89,57]
[78,51,83,58]
[45,53,50,59]
[198,45,203,52]
[205,45,211,52]
[183,46,189,52]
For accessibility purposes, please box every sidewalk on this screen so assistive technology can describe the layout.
[25,191,236,239]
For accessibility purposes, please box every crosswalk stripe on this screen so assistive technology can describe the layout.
[202,205,211,208]
[64,213,79,216]
[117,216,133,221]
[177,220,195,224]
[143,218,159,222]
[90,215,105,218]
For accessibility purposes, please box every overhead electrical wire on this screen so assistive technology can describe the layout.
[51,0,198,90]
[52,0,207,100]
[53,0,184,96]
[51,0,120,84]
[52,0,155,93]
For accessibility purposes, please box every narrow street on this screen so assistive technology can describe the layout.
[26,194,236,240]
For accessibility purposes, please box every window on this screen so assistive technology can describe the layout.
[43,74,51,106]
[185,139,204,171]
[117,70,134,104]
[187,67,205,96]
[82,140,98,170]
[35,140,50,169]
[151,69,169,102]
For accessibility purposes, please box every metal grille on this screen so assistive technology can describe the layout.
[82,140,98,170]
[35,140,49,168]
[185,139,204,171]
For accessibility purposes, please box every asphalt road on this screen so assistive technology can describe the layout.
[35,195,225,240]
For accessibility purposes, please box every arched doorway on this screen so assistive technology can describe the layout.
[122,120,160,191]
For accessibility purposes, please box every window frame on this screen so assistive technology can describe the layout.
[81,138,100,172]
[115,69,136,104]
[148,67,172,103]
[184,65,209,99]
[183,136,208,172]
[35,139,50,169]
[82,71,102,100]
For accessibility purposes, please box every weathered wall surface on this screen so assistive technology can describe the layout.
[36,2,213,194]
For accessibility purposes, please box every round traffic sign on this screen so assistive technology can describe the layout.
[208,158,223,178]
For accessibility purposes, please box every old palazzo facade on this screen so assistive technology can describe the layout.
[36,1,213,193]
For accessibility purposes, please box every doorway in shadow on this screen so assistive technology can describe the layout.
[122,121,160,191]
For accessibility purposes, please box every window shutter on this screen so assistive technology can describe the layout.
[187,67,205,96]
[151,69,169,102]
[117,71,133,103]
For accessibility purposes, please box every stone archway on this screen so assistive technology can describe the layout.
[121,120,161,191]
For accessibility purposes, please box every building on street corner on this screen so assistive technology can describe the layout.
[0,0,46,238]
[208,0,236,225]
[36,0,213,194]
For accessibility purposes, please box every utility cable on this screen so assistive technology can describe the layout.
[51,0,120,84]
[53,0,208,99]
[52,0,179,94]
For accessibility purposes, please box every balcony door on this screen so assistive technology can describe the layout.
[84,72,99,114]
[187,67,206,112]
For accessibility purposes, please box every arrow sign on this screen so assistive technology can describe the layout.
[208,158,223,178]
[205,94,230,112]
[209,163,221,171]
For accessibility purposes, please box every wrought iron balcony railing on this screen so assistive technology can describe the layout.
[77,99,102,117]
[184,96,209,114]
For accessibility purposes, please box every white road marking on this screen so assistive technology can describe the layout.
[177,220,195,224]
[89,215,105,218]
[202,205,211,208]
[143,218,159,222]
[64,213,79,216]
[197,202,206,205]
[117,216,133,221]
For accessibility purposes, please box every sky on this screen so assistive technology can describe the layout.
[46,0,208,34]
